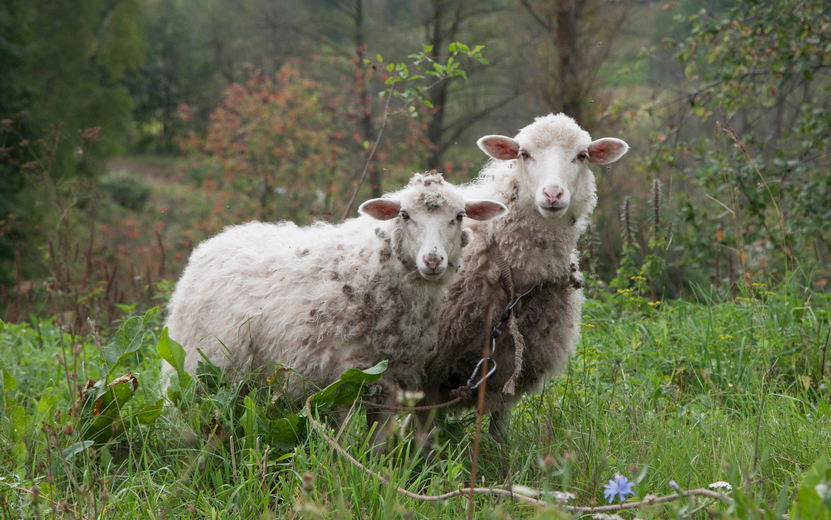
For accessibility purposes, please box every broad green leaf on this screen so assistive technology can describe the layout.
[36,387,59,425]
[422,44,433,53]
[157,327,186,377]
[11,440,28,466]
[790,458,831,519]
[268,414,306,452]
[309,360,387,411]
[241,395,264,439]
[375,53,383,63]
[142,306,159,326]
[9,405,27,441]
[0,317,4,332]
[77,374,137,444]
[133,399,164,425]
[63,440,94,461]
[102,316,144,374]
[2,367,18,391]
[99,446,114,467]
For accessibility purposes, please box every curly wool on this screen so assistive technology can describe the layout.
[423,114,599,435]
[164,172,469,403]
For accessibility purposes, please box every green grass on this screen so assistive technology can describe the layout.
[1,279,830,519]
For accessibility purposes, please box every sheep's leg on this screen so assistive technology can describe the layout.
[488,403,512,444]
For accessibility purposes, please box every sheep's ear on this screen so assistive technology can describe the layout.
[477,135,520,160]
[464,200,508,221]
[587,138,629,164]
[359,198,401,220]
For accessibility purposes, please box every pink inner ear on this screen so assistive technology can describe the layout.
[587,138,629,164]
[359,199,401,220]
[478,136,520,160]
[464,200,508,221]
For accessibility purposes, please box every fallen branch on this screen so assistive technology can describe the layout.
[304,396,545,505]
[303,396,734,513]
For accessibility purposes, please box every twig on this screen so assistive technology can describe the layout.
[304,395,738,513]
[563,489,731,513]
[305,395,545,505]
[468,306,494,520]
[340,80,397,222]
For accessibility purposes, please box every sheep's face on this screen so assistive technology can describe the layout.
[478,114,629,219]
[359,176,507,281]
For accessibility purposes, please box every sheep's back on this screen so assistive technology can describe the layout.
[166,219,441,396]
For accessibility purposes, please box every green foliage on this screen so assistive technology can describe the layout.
[625,0,831,292]
[179,63,356,223]
[791,459,831,519]
[101,307,158,376]
[0,0,148,287]
[100,175,151,211]
[156,327,192,403]
[366,42,488,115]
[308,360,388,410]
[0,280,829,517]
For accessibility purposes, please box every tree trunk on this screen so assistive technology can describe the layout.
[354,0,382,198]
[555,0,584,122]
[426,0,448,170]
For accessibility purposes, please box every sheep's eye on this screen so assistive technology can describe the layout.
[400,211,410,221]
[456,212,465,221]
[518,150,531,159]
[577,151,589,161]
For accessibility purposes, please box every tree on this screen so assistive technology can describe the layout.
[181,64,356,223]
[519,0,630,127]
[631,0,831,289]
[0,0,147,286]
[421,0,522,170]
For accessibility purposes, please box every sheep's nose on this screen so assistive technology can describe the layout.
[543,187,564,203]
[423,255,443,271]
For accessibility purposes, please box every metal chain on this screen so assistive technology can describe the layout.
[465,284,536,389]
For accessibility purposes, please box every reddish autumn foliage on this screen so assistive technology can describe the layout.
[179,63,355,223]
[178,60,434,226]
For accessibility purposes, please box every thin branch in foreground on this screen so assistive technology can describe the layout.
[303,396,736,514]
[340,79,396,222]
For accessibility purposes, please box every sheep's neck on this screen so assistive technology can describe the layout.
[488,200,582,290]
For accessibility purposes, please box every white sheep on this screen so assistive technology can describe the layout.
[163,171,507,439]
[420,114,629,441]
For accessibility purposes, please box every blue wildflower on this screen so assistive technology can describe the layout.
[603,473,635,504]
[669,479,679,491]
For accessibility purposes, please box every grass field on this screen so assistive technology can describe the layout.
[1,274,829,519]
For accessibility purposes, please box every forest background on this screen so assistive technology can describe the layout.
[2,0,829,320]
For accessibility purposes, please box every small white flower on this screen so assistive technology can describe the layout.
[816,482,830,500]
[709,481,733,491]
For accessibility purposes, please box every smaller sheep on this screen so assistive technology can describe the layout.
[420,114,629,441]
[163,171,507,443]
